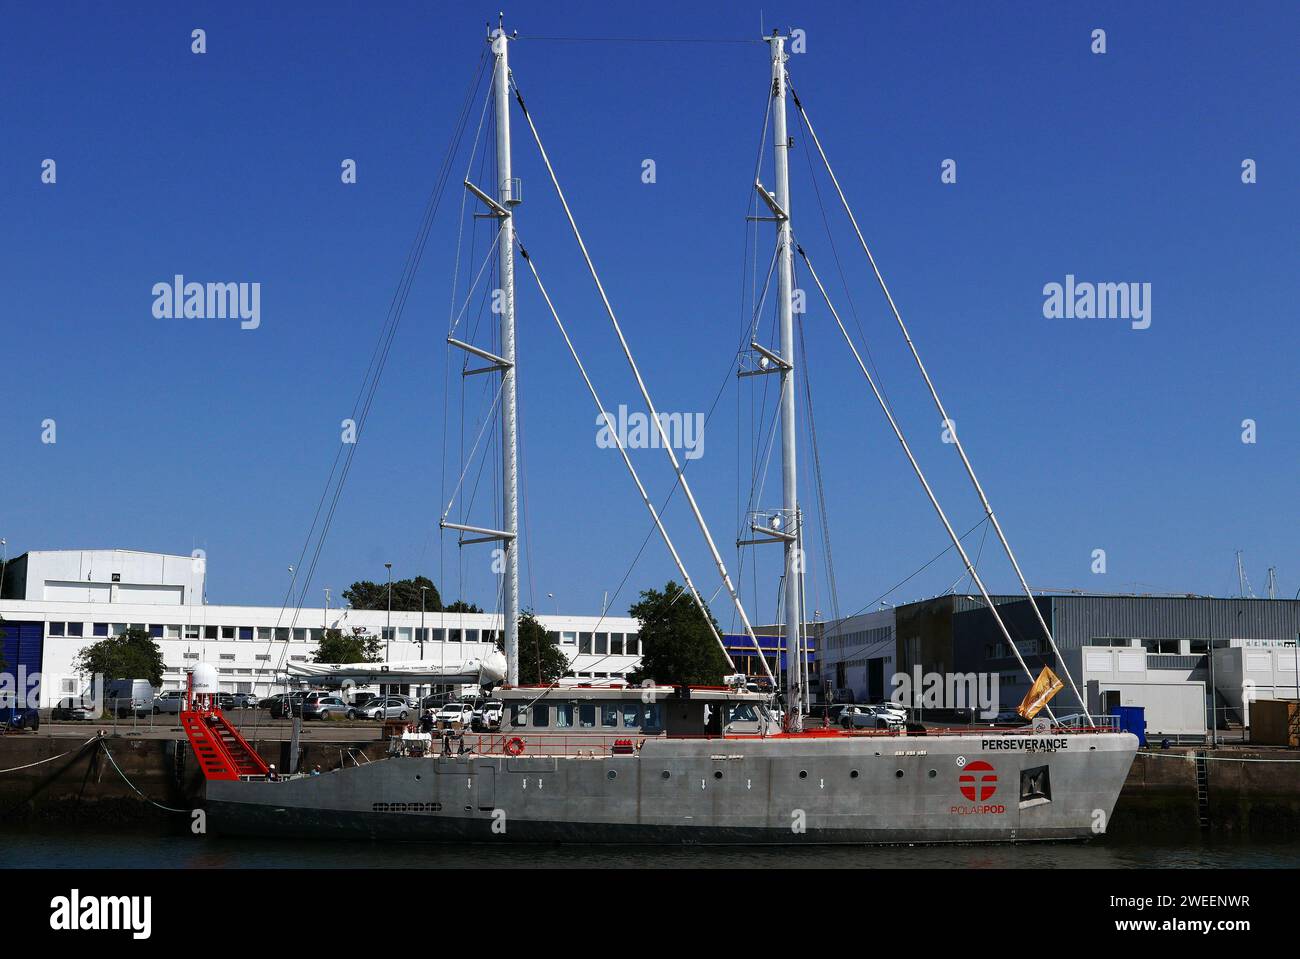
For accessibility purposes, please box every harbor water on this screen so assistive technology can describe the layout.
[5,828,1300,869]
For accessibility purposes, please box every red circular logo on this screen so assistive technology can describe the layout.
[959,760,998,801]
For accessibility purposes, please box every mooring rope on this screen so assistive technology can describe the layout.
[97,740,190,813]
[0,735,98,774]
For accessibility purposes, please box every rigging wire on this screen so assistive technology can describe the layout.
[797,243,1054,719]
[514,235,751,677]
[511,73,774,670]
[247,48,490,716]
[789,81,1091,722]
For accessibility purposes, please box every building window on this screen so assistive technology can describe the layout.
[561,631,576,646]
[293,628,307,642]
[93,623,109,637]
[220,654,235,662]
[381,627,394,641]
[257,628,273,641]
[183,652,199,660]
[448,629,461,643]
[67,622,84,637]
[626,633,639,655]
[464,629,479,644]
[397,627,412,642]
[595,633,609,655]
[579,632,592,654]
[310,629,323,642]
[164,625,181,639]
[255,654,270,661]
[610,633,624,655]
[275,628,289,642]
[221,626,235,640]
[429,628,446,644]
[48,622,65,637]
[204,626,218,639]
[149,625,164,639]
[238,627,253,641]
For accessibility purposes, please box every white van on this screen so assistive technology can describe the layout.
[105,679,155,718]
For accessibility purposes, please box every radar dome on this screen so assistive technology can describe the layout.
[191,662,220,694]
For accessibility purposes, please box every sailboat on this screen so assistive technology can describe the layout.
[185,20,1137,844]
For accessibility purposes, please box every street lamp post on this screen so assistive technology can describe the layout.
[420,586,430,660]
[384,563,393,662]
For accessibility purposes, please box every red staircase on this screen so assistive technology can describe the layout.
[181,709,270,780]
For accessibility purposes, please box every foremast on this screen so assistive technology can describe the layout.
[766,31,803,730]
[492,23,521,687]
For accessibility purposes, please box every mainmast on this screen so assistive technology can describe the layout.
[442,20,520,684]
[493,20,521,686]
[767,31,803,730]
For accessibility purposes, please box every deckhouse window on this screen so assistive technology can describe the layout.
[532,704,550,728]
[621,704,641,729]
[579,705,596,728]
[554,704,574,728]
[601,705,618,728]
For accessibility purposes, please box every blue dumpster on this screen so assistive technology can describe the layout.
[1114,705,1147,746]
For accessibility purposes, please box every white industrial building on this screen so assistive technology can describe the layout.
[0,549,642,705]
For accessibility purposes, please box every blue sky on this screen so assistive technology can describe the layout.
[2,1,1296,624]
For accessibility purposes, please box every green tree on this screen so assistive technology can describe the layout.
[497,612,568,684]
[72,627,165,686]
[444,599,483,614]
[626,580,729,686]
[311,628,381,664]
[343,575,442,612]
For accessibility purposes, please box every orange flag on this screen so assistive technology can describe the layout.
[1017,666,1064,719]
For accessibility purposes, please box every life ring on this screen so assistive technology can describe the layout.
[504,737,525,757]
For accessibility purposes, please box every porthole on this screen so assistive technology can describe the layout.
[414,774,421,781]
[927,769,937,779]
[849,770,859,779]
[798,770,808,780]
[607,769,618,781]
[895,769,904,779]
[713,770,723,780]
[661,770,671,780]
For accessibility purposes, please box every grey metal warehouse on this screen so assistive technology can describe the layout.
[819,594,1300,737]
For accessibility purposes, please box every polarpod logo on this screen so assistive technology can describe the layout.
[50,889,151,939]
[959,760,998,801]
[950,760,1005,815]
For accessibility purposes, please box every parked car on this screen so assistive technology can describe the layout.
[840,705,903,730]
[153,690,186,715]
[350,692,380,709]
[105,679,155,719]
[302,694,347,720]
[228,692,259,709]
[868,702,908,724]
[436,701,474,727]
[268,691,310,719]
[472,700,503,731]
[350,696,413,721]
[0,697,40,731]
[52,697,97,721]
